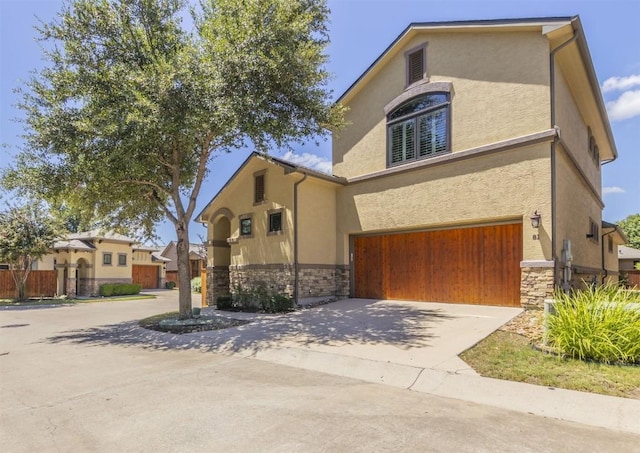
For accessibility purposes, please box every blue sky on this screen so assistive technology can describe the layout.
[1,0,639,245]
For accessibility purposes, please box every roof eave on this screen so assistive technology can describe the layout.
[336,16,574,106]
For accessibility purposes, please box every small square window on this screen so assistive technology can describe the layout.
[269,211,282,234]
[240,217,252,237]
[103,253,112,265]
[118,254,127,266]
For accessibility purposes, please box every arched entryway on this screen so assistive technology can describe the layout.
[76,258,90,296]
[206,213,232,306]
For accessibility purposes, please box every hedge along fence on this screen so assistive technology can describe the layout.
[99,283,142,297]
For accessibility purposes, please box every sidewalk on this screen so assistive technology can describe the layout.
[166,299,640,435]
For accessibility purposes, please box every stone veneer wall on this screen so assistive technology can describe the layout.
[520,266,554,309]
[77,278,133,297]
[230,265,296,298]
[206,264,352,303]
[206,267,230,307]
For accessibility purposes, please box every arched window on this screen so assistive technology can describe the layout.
[387,93,450,166]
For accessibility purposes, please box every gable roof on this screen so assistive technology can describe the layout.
[619,245,640,260]
[67,230,137,244]
[336,16,616,161]
[196,152,347,222]
[160,241,207,259]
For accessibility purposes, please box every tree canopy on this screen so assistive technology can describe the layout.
[2,0,344,317]
[0,205,61,300]
[618,213,640,250]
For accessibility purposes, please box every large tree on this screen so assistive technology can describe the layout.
[0,206,60,301]
[618,214,640,250]
[2,0,344,318]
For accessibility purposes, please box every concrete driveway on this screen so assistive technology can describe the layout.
[199,298,522,378]
[3,292,639,436]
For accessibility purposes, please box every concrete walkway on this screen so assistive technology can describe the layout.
[7,292,639,435]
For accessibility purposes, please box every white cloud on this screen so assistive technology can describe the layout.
[601,74,640,93]
[281,151,333,174]
[602,186,626,194]
[605,89,640,121]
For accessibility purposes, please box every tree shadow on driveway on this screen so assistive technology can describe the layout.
[44,299,456,354]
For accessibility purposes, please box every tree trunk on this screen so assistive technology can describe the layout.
[175,224,193,319]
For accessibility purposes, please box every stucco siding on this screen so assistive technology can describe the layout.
[204,157,295,267]
[554,64,601,194]
[93,241,132,279]
[336,144,552,264]
[555,145,602,277]
[333,30,551,179]
[298,179,337,265]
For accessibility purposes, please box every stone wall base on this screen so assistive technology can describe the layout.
[206,264,351,304]
[206,267,230,306]
[520,267,554,309]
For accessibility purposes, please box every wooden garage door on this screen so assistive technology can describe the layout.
[353,223,522,307]
[132,265,159,289]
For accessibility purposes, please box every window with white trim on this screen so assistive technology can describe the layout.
[387,93,449,166]
[103,253,112,265]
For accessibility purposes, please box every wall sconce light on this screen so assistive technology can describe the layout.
[530,210,541,228]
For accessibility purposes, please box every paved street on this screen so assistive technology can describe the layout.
[1,292,639,452]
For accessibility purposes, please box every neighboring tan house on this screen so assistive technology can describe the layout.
[618,245,640,288]
[618,245,640,271]
[41,231,168,296]
[161,242,207,283]
[197,16,625,308]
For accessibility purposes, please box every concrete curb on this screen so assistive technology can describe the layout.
[231,345,640,435]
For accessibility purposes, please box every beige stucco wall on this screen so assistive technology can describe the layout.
[554,64,601,194]
[205,157,295,266]
[298,178,338,264]
[333,30,551,179]
[92,241,132,279]
[35,254,56,270]
[204,156,341,267]
[555,145,602,274]
[335,143,552,264]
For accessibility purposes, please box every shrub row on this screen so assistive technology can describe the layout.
[215,283,294,313]
[99,283,142,297]
[547,284,640,364]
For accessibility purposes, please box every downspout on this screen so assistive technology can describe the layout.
[293,173,308,306]
[549,29,578,286]
[601,229,616,284]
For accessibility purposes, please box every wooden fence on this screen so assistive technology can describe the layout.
[165,271,179,287]
[201,270,207,307]
[626,270,640,288]
[0,270,57,299]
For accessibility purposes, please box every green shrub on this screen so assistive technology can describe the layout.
[547,284,640,364]
[99,284,114,297]
[99,283,141,297]
[165,281,176,289]
[191,277,202,293]
[265,294,295,313]
[216,295,233,310]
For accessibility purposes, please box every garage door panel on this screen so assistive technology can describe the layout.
[353,223,522,307]
[132,265,159,289]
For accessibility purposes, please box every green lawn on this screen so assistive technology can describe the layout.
[0,294,156,306]
[460,330,640,399]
